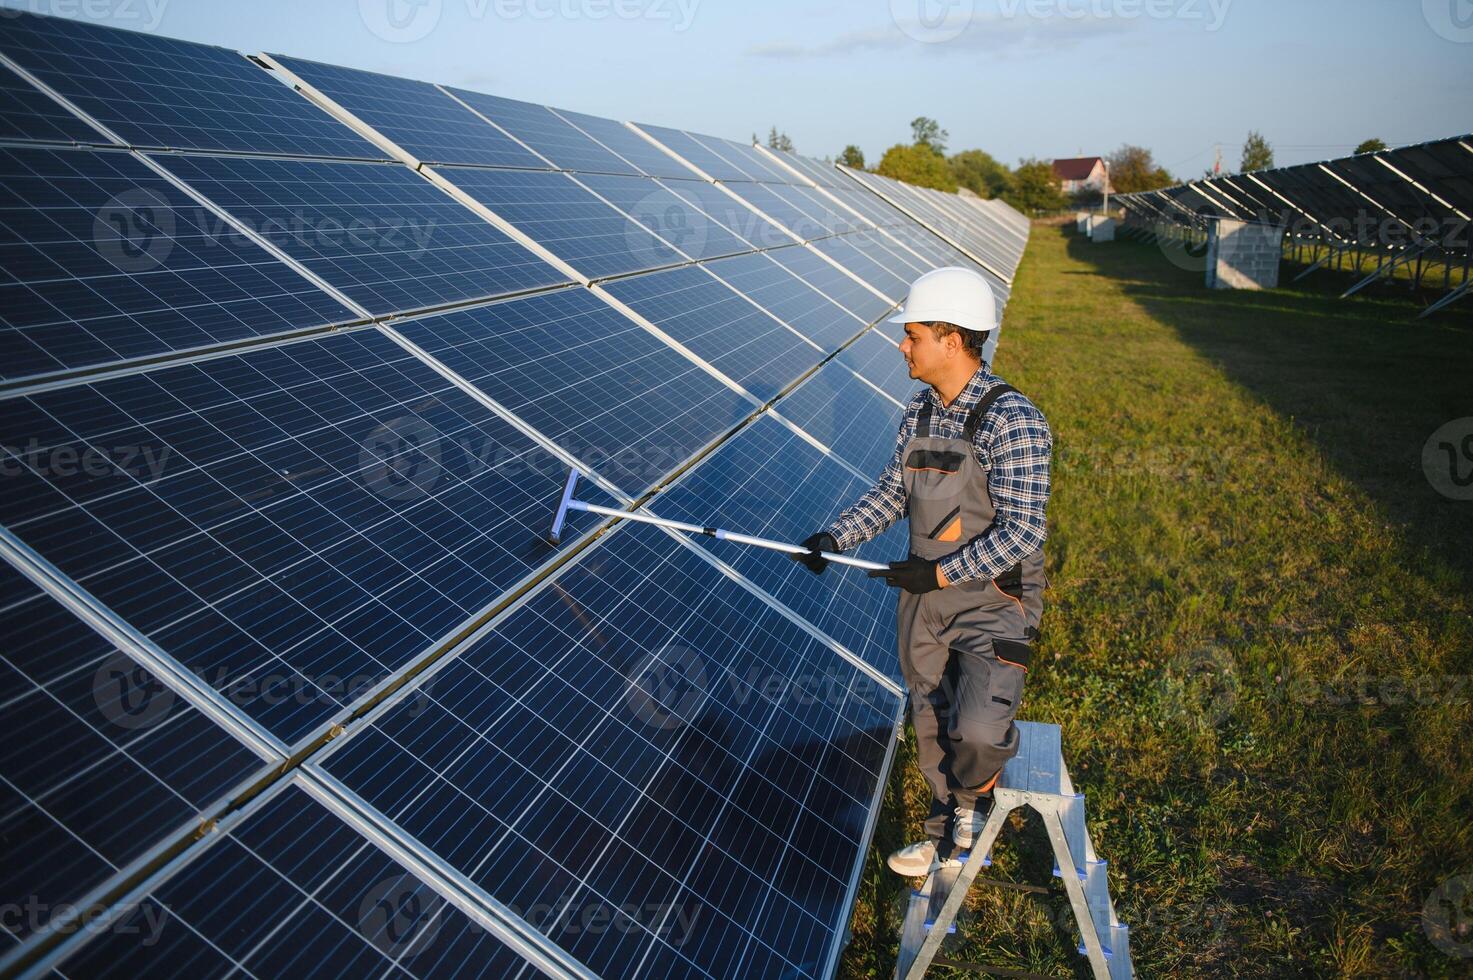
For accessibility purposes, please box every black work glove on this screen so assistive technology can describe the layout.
[868,556,942,595]
[792,532,838,575]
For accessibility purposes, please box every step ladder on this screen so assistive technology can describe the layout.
[894,721,1133,979]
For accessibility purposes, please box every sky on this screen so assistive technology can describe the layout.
[4,0,1470,177]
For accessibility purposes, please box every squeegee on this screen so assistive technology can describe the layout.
[546,467,887,571]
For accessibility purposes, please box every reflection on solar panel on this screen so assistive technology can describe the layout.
[571,172,752,261]
[774,361,906,477]
[721,182,850,241]
[0,329,608,745]
[269,55,546,170]
[833,326,915,403]
[45,779,539,978]
[0,560,265,948]
[651,416,907,677]
[809,234,909,300]
[763,148,844,189]
[550,107,698,180]
[428,166,682,279]
[391,288,756,495]
[0,146,357,384]
[701,251,864,352]
[316,520,901,979]
[445,87,640,176]
[601,265,819,401]
[0,12,383,159]
[659,177,789,248]
[764,244,895,327]
[0,61,105,145]
[151,154,569,316]
[633,122,752,181]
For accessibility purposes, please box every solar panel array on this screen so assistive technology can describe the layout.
[0,11,1030,978]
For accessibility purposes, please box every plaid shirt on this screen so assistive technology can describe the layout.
[826,366,1052,585]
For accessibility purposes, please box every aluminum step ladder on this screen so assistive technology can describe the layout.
[894,721,1133,979]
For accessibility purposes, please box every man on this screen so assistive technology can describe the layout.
[794,267,1052,875]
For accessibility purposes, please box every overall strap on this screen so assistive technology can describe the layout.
[961,383,1018,443]
[915,399,934,439]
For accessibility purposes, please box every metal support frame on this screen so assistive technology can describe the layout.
[895,721,1132,980]
[1341,242,1433,297]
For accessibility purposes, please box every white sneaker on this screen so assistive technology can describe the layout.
[952,800,991,849]
[886,840,961,877]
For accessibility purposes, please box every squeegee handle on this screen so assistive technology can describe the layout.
[566,500,888,572]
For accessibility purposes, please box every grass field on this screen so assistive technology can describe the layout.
[836,219,1473,978]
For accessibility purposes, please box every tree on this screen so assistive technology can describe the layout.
[1240,130,1274,172]
[1105,144,1174,194]
[837,144,865,169]
[910,116,948,155]
[1354,138,1387,155]
[766,126,794,153]
[876,143,958,192]
[1004,158,1066,214]
[949,149,1011,199]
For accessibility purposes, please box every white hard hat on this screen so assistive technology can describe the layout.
[887,267,998,336]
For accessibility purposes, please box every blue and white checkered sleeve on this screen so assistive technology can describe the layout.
[824,396,917,551]
[939,394,1052,585]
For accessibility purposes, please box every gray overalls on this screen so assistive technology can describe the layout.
[897,383,1047,850]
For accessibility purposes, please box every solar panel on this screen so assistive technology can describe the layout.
[444,87,640,176]
[773,361,906,477]
[314,519,901,978]
[0,329,610,746]
[700,251,865,353]
[0,145,357,386]
[763,244,895,327]
[549,107,697,180]
[570,172,753,261]
[633,122,752,181]
[808,234,909,300]
[427,165,684,280]
[391,287,757,496]
[764,149,844,189]
[658,177,790,248]
[600,265,820,401]
[44,778,540,978]
[0,559,266,949]
[778,184,872,232]
[722,182,854,241]
[0,60,106,145]
[268,55,546,170]
[0,12,384,159]
[713,137,800,184]
[650,415,907,678]
[833,326,915,403]
[150,153,570,316]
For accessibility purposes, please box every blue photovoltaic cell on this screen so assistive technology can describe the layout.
[720,182,840,241]
[0,146,357,385]
[809,234,909,300]
[319,519,900,979]
[634,123,752,182]
[0,329,608,745]
[428,166,681,280]
[50,781,536,979]
[711,138,797,184]
[269,55,546,170]
[151,154,569,316]
[700,252,863,353]
[764,244,894,327]
[550,107,697,180]
[392,288,755,496]
[0,60,104,145]
[854,230,928,280]
[652,416,906,678]
[774,184,871,233]
[601,265,819,402]
[829,186,909,228]
[0,12,383,159]
[774,150,844,189]
[657,177,789,249]
[775,362,905,478]
[444,87,638,175]
[834,326,916,404]
[571,172,752,261]
[0,560,264,949]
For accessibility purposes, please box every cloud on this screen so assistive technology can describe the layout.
[746,12,1135,59]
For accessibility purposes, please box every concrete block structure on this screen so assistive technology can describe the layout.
[1206,218,1284,289]
[1088,215,1115,242]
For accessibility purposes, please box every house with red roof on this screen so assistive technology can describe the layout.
[1052,156,1111,195]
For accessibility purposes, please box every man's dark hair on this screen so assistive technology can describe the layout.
[924,321,990,361]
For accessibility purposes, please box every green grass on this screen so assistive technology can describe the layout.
[837,219,1473,979]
